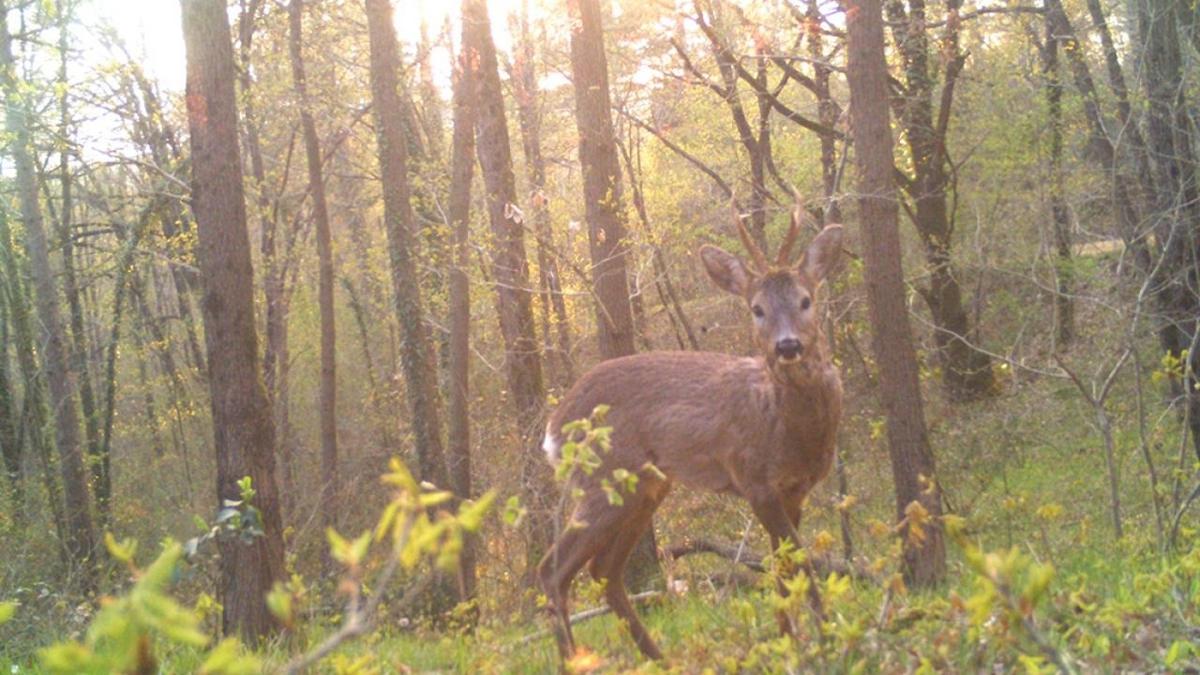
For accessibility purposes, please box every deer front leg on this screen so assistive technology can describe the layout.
[748,493,826,636]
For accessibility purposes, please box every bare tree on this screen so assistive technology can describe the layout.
[510,6,575,388]
[567,0,659,591]
[446,19,478,602]
[1,0,97,590]
[180,0,285,640]
[462,0,554,572]
[885,0,995,400]
[1137,0,1200,461]
[288,0,339,557]
[365,0,449,493]
[846,0,946,586]
[54,0,108,529]
[1036,14,1073,347]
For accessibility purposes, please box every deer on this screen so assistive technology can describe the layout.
[537,199,845,662]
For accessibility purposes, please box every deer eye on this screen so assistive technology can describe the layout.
[801,297,812,310]
[752,304,765,318]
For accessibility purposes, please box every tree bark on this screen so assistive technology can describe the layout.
[180,0,285,641]
[365,0,449,491]
[0,206,68,560]
[1,0,97,589]
[1137,0,1200,460]
[446,22,478,602]
[0,240,23,527]
[462,0,553,574]
[886,0,994,401]
[511,7,575,389]
[288,0,339,559]
[1040,16,1073,348]
[846,0,946,587]
[567,0,659,592]
[54,1,108,529]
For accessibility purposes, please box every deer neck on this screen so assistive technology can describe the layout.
[766,334,836,421]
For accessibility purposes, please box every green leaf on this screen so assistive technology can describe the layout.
[104,532,137,564]
[1165,640,1193,666]
[458,490,496,532]
[502,495,525,527]
[199,638,262,675]
[0,601,15,625]
[39,642,95,673]
[266,585,293,627]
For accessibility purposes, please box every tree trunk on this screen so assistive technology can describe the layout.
[1042,0,1147,265]
[803,0,843,222]
[1138,0,1200,460]
[180,0,285,641]
[0,252,23,527]
[463,0,553,575]
[0,207,67,560]
[846,0,946,587]
[288,0,339,561]
[511,7,575,389]
[365,0,457,615]
[886,0,994,401]
[365,0,449,491]
[54,2,108,530]
[1040,17,1073,348]
[0,1,97,589]
[567,0,659,592]
[446,24,478,603]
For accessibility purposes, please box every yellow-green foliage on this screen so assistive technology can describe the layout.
[38,536,260,674]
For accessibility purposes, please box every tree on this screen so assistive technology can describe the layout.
[1037,8,1073,348]
[1137,0,1200,461]
[845,0,946,586]
[885,0,995,401]
[566,0,659,591]
[1,0,97,590]
[510,6,575,388]
[180,0,285,641]
[288,0,339,558]
[365,0,449,490]
[463,0,553,573]
[446,18,478,602]
[54,0,109,529]
[0,216,23,527]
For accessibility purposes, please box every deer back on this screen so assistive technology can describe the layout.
[543,349,842,500]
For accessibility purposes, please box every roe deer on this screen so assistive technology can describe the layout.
[538,201,845,661]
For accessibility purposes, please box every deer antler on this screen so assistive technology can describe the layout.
[731,198,770,273]
[775,190,806,267]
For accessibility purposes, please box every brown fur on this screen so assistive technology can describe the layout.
[538,223,845,662]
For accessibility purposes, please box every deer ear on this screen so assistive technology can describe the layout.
[799,224,844,282]
[700,244,753,297]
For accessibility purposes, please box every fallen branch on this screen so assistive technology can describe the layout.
[666,539,765,572]
[518,591,662,646]
[667,538,871,581]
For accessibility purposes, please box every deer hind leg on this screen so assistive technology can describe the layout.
[586,480,668,660]
[537,490,632,661]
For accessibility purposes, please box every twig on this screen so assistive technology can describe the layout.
[278,515,415,674]
[517,591,662,646]
[666,538,765,572]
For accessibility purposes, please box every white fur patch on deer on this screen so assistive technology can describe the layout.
[542,422,560,463]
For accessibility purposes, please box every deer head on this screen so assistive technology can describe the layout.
[700,199,844,372]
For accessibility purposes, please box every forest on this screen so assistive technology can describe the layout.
[1,0,1199,671]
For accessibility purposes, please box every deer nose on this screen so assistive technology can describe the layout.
[775,338,804,361]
